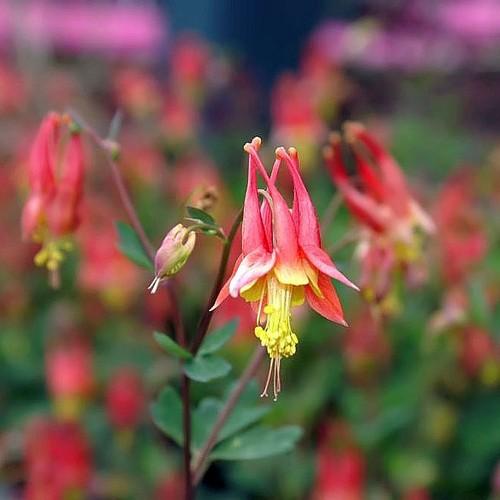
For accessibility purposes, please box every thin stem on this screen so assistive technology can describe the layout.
[68,109,155,261]
[327,229,360,255]
[181,375,193,500]
[190,207,243,354]
[192,346,266,485]
[320,192,342,234]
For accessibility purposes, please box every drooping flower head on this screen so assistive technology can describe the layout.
[324,123,434,314]
[212,137,357,399]
[22,112,85,282]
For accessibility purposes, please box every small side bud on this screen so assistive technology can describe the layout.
[148,224,196,293]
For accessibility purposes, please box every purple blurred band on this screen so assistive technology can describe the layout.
[0,0,167,57]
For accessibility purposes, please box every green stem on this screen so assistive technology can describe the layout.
[192,346,265,484]
[190,207,243,354]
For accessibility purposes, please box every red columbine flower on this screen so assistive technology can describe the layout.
[25,418,92,500]
[433,169,487,285]
[212,137,357,399]
[22,112,85,279]
[106,367,146,430]
[324,123,434,313]
[45,335,94,420]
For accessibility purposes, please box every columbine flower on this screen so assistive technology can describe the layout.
[324,122,434,314]
[212,137,357,399]
[22,112,84,281]
[148,224,196,293]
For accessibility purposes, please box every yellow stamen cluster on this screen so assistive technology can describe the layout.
[34,238,73,271]
[254,276,299,359]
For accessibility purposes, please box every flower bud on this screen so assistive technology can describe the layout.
[148,224,196,293]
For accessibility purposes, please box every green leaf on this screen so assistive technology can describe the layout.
[183,355,231,383]
[210,425,302,461]
[186,206,216,226]
[153,332,192,360]
[116,221,153,271]
[150,386,183,445]
[192,398,222,449]
[191,382,271,450]
[218,380,271,442]
[199,320,238,356]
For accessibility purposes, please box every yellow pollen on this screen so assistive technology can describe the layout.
[254,276,299,400]
[33,236,73,272]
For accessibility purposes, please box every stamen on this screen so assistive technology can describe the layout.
[261,357,274,398]
[254,276,299,399]
[256,285,266,325]
[276,356,282,394]
[148,276,161,294]
[273,358,279,401]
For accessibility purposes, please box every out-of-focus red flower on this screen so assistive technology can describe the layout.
[311,420,365,500]
[113,68,162,117]
[155,472,183,500]
[170,34,211,88]
[45,335,93,420]
[343,309,391,383]
[0,63,26,114]
[213,138,356,398]
[168,155,221,204]
[160,93,199,144]
[270,74,326,171]
[428,287,469,333]
[106,367,145,430]
[403,487,431,500]
[458,326,499,384]
[433,169,488,284]
[325,123,434,315]
[78,198,141,310]
[22,113,85,276]
[120,132,166,185]
[24,418,92,500]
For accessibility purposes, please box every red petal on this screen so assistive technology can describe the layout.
[242,152,269,255]
[210,254,243,310]
[336,180,388,233]
[302,244,359,291]
[277,147,321,247]
[306,273,347,325]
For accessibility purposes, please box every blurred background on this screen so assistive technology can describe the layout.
[0,0,499,498]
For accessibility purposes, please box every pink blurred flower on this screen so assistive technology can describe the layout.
[459,326,498,381]
[45,335,93,420]
[433,169,488,285]
[78,198,142,310]
[106,367,145,430]
[0,62,25,114]
[170,34,211,88]
[0,1,166,57]
[343,309,391,384]
[155,472,183,500]
[24,418,92,499]
[113,68,162,117]
[311,420,365,500]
